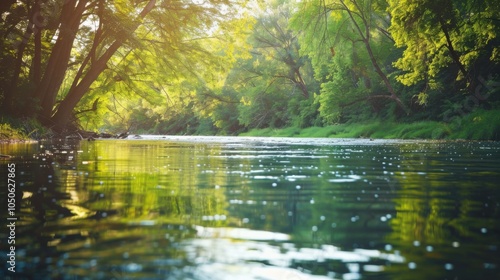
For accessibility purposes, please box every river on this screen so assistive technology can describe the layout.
[1,136,499,279]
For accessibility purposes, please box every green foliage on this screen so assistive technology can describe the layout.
[388,0,500,90]
[241,113,500,140]
[288,96,321,128]
[292,0,405,125]
[1,0,499,139]
[0,122,28,141]
[0,0,247,131]
[237,86,290,129]
[16,118,53,139]
[448,109,500,140]
[217,0,319,132]
[209,90,243,135]
[0,117,51,140]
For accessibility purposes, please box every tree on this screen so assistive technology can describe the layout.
[0,0,238,132]
[251,0,313,99]
[291,0,407,123]
[218,0,318,130]
[388,0,500,102]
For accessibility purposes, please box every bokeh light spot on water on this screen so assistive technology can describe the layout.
[445,263,454,270]
[408,262,417,269]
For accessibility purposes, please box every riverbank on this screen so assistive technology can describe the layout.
[240,112,500,140]
[3,108,500,141]
[0,123,30,143]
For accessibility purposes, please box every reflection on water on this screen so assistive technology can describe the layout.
[1,136,499,279]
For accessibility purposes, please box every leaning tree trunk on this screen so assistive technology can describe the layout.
[49,0,157,132]
[50,40,122,132]
[34,0,87,123]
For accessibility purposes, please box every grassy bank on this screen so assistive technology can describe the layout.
[2,109,499,141]
[0,123,30,142]
[240,109,500,140]
[1,118,53,142]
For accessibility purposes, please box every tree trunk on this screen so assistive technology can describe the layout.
[35,0,87,123]
[49,0,157,131]
[32,0,42,85]
[50,41,121,131]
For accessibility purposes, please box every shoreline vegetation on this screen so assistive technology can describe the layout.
[241,108,500,140]
[240,121,498,140]
[0,123,30,143]
[2,108,499,143]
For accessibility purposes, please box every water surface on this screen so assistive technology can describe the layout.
[1,136,499,279]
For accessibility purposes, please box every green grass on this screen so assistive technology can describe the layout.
[1,117,53,141]
[0,123,29,141]
[448,109,500,140]
[240,109,500,140]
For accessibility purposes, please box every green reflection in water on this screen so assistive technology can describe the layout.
[384,142,500,279]
[76,140,229,225]
[0,138,499,279]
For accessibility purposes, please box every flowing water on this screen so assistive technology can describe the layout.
[1,136,499,280]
